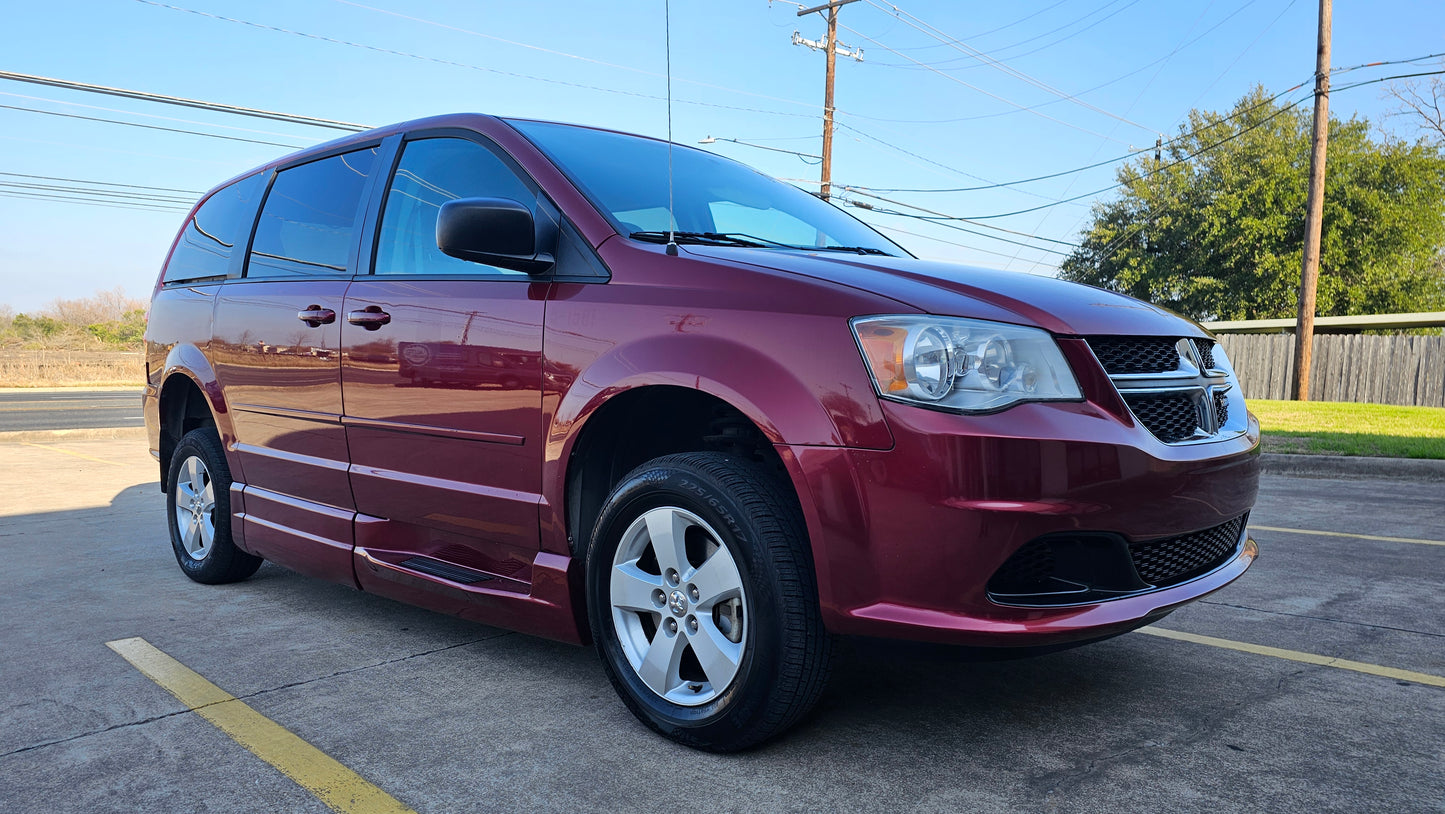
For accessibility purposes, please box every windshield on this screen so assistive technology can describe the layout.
[508,119,906,256]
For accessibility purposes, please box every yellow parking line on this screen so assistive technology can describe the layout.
[1251,524,1445,548]
[107,638,415,814]
[20,441,125,466]
[1139,627,1445,688]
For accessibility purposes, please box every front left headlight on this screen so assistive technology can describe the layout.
[850,315,1082,413]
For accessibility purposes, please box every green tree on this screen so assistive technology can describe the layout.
[1060,87,1445,321]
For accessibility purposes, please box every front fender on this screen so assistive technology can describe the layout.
[552,332,894,451]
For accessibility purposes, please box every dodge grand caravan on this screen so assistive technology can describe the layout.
[144,113,1260,751]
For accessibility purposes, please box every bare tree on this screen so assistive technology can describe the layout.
[45,285,146,326]
[1386,62,1445,144]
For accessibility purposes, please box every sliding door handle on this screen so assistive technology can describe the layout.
[347,306,391,330]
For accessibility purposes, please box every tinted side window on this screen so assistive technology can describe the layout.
[163,173,265,283]
[247,148,378,278]
[374,137,536,278]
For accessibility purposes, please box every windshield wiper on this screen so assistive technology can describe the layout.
[801,245,894,256]
[630,231,894,256]
[629,231,775,249]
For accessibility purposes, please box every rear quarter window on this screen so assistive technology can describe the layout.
[162,173,265,284]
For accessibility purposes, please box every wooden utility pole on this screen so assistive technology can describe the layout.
[794,0,862,200]
[1291,0,1332,400]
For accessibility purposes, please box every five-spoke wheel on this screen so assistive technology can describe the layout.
[609,506,748,705]
[173,454,217,561]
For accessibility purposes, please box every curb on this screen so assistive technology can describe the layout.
[0,427,148,444]
[1261,452,1445,482]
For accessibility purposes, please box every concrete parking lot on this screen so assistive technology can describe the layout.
[1,438,1441,813]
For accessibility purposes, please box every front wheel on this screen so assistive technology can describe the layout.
[586,452,832,751]
[166,427,262,584]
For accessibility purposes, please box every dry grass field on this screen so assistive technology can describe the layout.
[0,350,145,387]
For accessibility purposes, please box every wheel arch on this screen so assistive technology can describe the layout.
[559,384,799,563]
[156,345,235,490]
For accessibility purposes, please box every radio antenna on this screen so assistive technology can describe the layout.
[664,0,678,256]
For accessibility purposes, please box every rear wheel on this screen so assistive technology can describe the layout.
[166,427,262,584]
[586,452,832,751]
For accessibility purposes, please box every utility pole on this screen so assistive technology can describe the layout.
[793,0,862,199]
[1291,0,1331,401]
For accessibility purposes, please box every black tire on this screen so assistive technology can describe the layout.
[585,452,832,751]
[166,427,262,585]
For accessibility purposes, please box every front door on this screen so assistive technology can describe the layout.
[341,134,549,592]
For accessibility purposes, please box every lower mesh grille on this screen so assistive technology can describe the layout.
[1129,516,1246,587]
[1213,391,1230,427]
[987,515,1247,604]
[1124,392,1200,443]
[988,540,1056,594]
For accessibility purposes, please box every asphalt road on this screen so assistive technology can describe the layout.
[0,390,144,432]
[1,439,1441,813]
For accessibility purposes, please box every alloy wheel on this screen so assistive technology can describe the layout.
[609,506,748,706]
[173,454,216,561]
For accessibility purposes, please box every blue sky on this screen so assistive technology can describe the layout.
[2,0,1441,312]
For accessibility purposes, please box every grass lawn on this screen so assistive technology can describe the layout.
[1247,399,1445,459]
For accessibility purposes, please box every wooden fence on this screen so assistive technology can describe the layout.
[1213,334,1445,407]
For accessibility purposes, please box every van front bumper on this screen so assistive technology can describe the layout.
[783,399,1261,648]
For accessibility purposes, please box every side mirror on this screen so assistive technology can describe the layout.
[436,197,554,274]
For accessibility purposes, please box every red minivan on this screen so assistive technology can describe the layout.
[144,114,1259,751]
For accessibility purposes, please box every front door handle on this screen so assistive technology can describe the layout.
[297,306,336,327]
[347,306,391,330]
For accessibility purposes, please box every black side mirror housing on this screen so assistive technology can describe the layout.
[436,197,554,274]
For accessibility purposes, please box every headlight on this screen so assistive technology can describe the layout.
[851,315,1082,413]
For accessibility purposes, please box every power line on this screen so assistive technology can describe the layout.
[999,67,1445,241]
[852,0,1260,127]
[960,95,1309,220]
[864,220,1054,262]
[872,0,1144,69]
[0,103,306,148]
[0,90,319,139]
[841,80,1307,193]
[841,187,1081,246]
[1184,0,1300,109]
[332,0,828,115]
[698,136,821,162]
[831,120,1078,205]
[0,70,367,131]
[833,18,1133,144]
[131,0,819,121]
[0,172,203,194]
[0,180,196,204]
[862,0,1157,133]
[0,190,190,213]
[852,205,1072,255]
[848,56,1445,195]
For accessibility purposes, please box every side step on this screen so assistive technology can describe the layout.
[399,557,493,585]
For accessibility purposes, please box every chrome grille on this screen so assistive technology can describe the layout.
[1085,336,1243,445]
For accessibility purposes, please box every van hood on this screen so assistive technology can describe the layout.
[682,246,1208,338]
